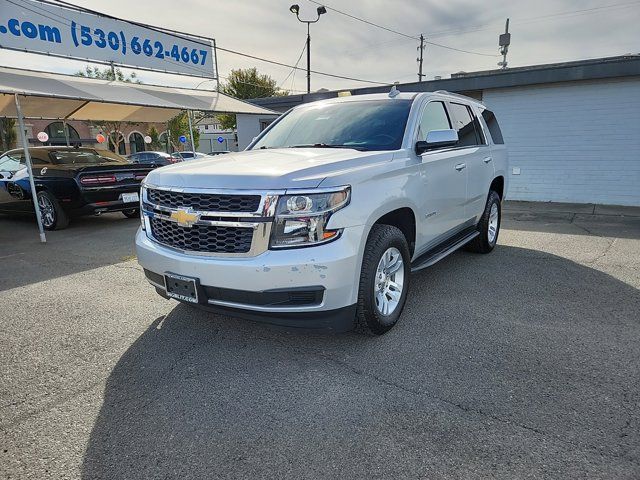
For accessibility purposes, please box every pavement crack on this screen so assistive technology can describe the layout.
[312,350,638,466]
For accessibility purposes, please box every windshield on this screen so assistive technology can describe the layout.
[50,149,124,165]
[252,100,412,151]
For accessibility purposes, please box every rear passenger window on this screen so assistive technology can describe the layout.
[417,101,451,141]
[481,109,504,144]
[449,103,484,147]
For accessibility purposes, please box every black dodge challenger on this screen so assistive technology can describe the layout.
[0,146,155,230]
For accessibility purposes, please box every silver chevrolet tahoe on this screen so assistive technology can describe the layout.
[136,90,508,335]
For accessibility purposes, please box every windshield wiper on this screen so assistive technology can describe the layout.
[286,143,366,151]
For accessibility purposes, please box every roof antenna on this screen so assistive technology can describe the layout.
[389,83,400,98]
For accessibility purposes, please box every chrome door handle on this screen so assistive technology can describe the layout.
[455,163,466,171]
[483,157,493,164]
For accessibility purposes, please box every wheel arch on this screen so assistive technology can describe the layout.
[490,175,504,200]
[368,206,417,256]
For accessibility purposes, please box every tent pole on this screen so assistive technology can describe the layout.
[187,110,197,154]
[62,120,70,147]
[14,94,46,243]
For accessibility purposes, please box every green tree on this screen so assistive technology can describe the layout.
[217,68,286,130]
[146,125,163,151]
[168,112,199,150]
[76,65,140,83]
[0,118,17,152]
[75,66,141,153]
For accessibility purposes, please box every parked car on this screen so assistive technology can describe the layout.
[136,90,508,334]
[0,146,154,230]
[128,151,180,167]
[170,151,206,161]
[207,151,231,156]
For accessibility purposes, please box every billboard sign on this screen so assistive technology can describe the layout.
[0,0,217,78]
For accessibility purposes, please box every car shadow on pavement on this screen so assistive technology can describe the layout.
[80,245,640,479]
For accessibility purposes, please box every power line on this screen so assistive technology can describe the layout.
[419,0,640,39]
[216,46,391,85]
[42,0,393,86]
[307,0,498,57]
[307,0,418,40]
[278,41,307,90]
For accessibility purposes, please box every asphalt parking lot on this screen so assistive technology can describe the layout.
[1,203,639,479]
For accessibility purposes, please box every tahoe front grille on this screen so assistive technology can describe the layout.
[150,217,253,254]
[147,188,261,213]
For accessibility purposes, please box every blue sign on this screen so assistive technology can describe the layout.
[179,135,187,144]
[217,136,225,143]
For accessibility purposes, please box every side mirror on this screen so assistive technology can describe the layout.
[415,129,459,155]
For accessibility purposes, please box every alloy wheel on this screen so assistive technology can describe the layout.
[374,247,405,316]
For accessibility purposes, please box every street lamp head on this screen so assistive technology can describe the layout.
[289,4,300,14]
[316,5,327,15]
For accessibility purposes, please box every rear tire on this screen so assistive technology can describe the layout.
[122,208,140,219]
[465,190,501,254]
[37,191,69,230]
[355,224,411,335]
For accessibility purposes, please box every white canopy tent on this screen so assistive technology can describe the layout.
[0,66,276,242]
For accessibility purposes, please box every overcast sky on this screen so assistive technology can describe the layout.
[1,0,639,92]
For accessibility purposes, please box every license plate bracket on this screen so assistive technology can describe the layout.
[164,273,199,303]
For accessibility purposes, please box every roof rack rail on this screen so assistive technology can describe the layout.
[432,90,484,104]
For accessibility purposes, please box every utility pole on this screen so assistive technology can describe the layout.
[498,18,511,69]
[109,61,116,80]
[417,34,425,82]
[306,23,311,93]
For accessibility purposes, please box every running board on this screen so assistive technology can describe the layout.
[411,229,479,272]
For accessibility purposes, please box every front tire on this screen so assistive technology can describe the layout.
[37,191,69,230]
[122,208,140,219]
[465,190,501,253]
[355,225,411,335]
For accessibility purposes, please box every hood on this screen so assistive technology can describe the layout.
[145,148,393,190]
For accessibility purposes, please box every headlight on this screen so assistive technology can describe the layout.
[270,186,350,248]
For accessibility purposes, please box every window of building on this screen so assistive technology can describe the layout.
[417,101,451,141]
[259,119,274,132]
[481,109,504,144]
[158,132,170,152]
[44,122,80,146]
[129,132,146,154]
[108,133,126,155]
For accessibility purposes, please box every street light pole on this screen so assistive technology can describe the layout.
[289,4,327,94]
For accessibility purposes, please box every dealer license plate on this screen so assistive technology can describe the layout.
[121,192,139,203]
[164,273,199,303]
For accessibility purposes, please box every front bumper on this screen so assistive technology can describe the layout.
[135,225,365,330]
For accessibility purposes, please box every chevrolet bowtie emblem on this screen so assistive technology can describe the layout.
[170,209,199,227]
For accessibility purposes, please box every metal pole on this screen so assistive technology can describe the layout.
[14,94,46,243]
[306,22,311,94]
[62,119,70,147]
[418,34,425,82]
[502,19,510,68]
[187,110,197,153]
[212,39,220,91]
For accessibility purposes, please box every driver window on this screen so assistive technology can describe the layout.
[417,101,451,141]
[0,153,24,173]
